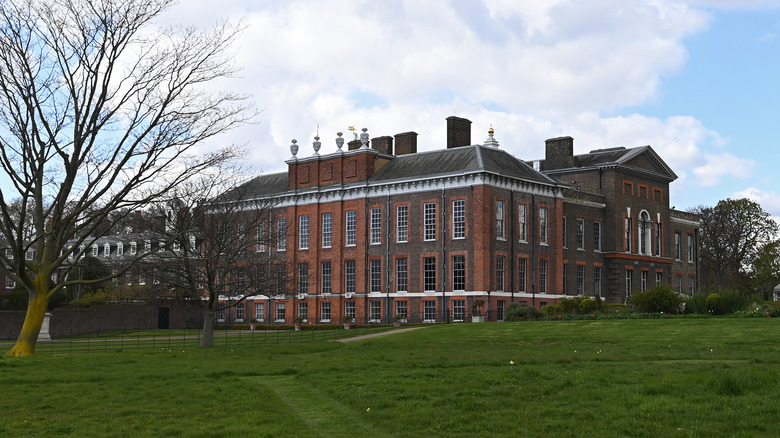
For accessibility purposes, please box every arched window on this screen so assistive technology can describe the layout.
[638,211,652,255]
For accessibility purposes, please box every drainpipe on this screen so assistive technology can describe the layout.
[531,194,536,308]
[385,194,391,324]
[441,188,448,323]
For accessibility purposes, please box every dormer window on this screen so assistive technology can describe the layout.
[103,243,111,257]
[117,242,124,256]
[92,244,98,257]
[130,242,137,255]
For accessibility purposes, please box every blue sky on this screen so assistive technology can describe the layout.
[159,1,780,216]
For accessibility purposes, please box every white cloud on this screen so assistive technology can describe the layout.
[730,187,780,218]
[149,0,767,208]
[692,153,755,186]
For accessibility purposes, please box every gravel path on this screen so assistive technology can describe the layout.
[335,327,425,343]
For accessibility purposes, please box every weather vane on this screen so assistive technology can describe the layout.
[348,125,357,140]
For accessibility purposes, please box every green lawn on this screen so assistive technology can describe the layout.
[1,319,778,437]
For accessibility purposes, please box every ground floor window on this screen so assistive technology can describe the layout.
[423,300,436,322]
[255,303,265,322]
[345,301,355,321]
[497,300,505,321]
[320,301,331,322]
[395,301,407,322]
[452,299,465,321]
[236,303,244,322]
[216,308,225,322]
[370,301,381,322]
[297,302,308,322]
[275,302,286,322]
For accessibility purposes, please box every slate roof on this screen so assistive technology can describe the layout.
[373,145,558,185]
[545,146,677,181]
[236,144,560,199]
[231,172,290,199]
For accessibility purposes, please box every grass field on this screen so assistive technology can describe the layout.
[1,319,778,437]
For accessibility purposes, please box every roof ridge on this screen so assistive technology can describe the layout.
[474,144,485,169]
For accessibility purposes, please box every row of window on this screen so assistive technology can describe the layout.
[289,257,697,298]
[625,269,696,295]
[62,238,191,260]
[674,232,696,263]
[218,299,479,323]
[288,256,548,295]
[263,201,558,252]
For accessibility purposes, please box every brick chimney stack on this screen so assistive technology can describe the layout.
[371,136,393,155]
[446,116,472,148]
[394,132,418,155]
[544,136,576,170]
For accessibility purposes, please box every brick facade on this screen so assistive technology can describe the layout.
[219,117,699,325]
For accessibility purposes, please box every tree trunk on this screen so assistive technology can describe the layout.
[201,309,215,348]
[4,291,49,357]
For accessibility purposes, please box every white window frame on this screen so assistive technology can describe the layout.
[345,210,356,246]
[321,262,332,294]
[518,204,527,242]
[452,300,465,321]
[257,220,266,252]
[275,302,286,322]
[345,260,356,294]
[452,255,465,291]
[277,217,287,251]
[320,301,331,322]
[424,203,436,241]
[370,208,381,245]
[576,219,585,250]
[452,200,465,239]
[539,207,548,245]
[321,213,332,248]
[298,215,309,249]
[396,258,408,293]
[370,259,381,293]
[496,200,506,240]
[396,205,408,243]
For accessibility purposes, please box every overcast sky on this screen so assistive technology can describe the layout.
[160,0,780,216]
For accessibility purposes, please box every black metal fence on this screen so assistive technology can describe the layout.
[0,325,396,355]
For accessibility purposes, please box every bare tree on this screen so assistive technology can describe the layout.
[0,0,253,356]
[145,168,290,347]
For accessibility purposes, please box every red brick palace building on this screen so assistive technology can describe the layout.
[220,116,699,325]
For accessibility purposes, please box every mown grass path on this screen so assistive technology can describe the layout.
[252,375,390,437]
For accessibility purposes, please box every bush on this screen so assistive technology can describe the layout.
[559,297,583,314]
[706,293,725,315]
[602,303,627,314]
[579,298,597,314]
[720,291,751,314]
[0,287,28,310]
[685,293,708,314]
[506,302,542,321]
[541,304,562,316]
[629,285,683,313]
